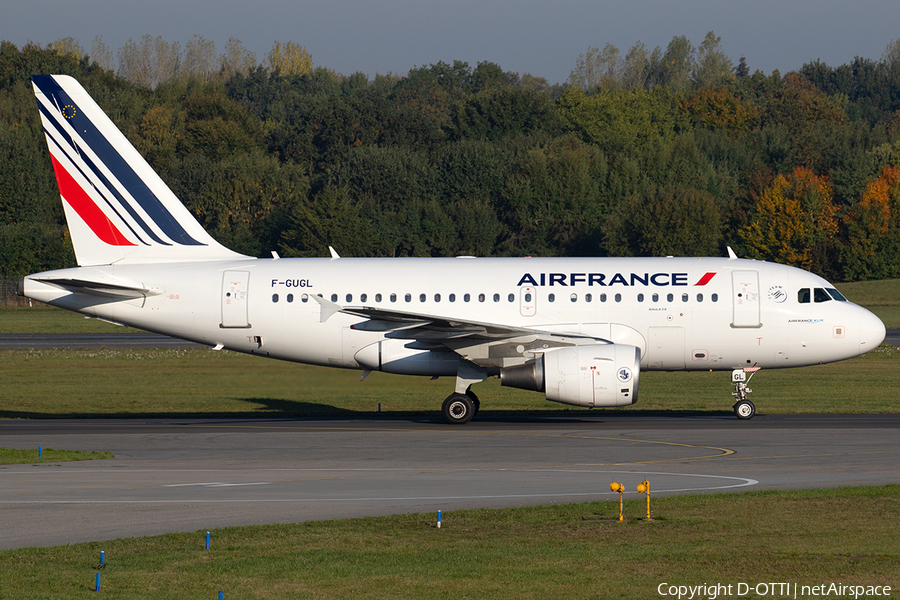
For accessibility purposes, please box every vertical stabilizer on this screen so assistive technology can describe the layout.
[32,75,247,265]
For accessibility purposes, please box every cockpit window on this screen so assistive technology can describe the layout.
[798,288,810,303]
[826,288,848,302]
[814,288,832,303]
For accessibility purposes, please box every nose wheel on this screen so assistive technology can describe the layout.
[733,399,756,419]
[732,367,759,420]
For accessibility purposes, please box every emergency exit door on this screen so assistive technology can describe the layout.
[221,270,251,328]
[732,270,760,328]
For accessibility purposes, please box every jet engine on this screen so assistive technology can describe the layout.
[500,344,640,407]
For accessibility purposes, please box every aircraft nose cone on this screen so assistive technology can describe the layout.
[859,309,886,352]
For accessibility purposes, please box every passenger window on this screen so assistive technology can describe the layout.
[682,293,688,302]
[478,293,485,302]
[524,293,532,302]
[390,293,397,303]
[493,293,500,302]
[360,293,367,303]
[652,293,659,302]
[697,293,704,302]
[287,294,294,303]
[331,294,338,302]
[301,294,309,303]
[615,293,621,303]
[435,294,441,302]
[405,293,411,302]
[585,293,592,302]
[419,293,426,302]
[570,293,577,302]
[464,293,471,302]
[508,293,515,302]
[814,288,832,303]
[712,293,718,302]
[449,293,456,302]
[272,294,279,303]
[548,293,555,302]
[375,293,382,303]
[346,294,353,303]
[667,293,674,302]
[600,293,607,303]
[798,288,810,303]
[637,293,644,302]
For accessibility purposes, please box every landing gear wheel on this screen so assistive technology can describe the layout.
[734,399,756,420]
[465,390,480,415]
[442,393,475,425]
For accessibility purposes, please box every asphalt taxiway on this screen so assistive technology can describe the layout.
[1,414,898,550]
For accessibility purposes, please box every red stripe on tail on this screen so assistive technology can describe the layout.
[50,155,136,247]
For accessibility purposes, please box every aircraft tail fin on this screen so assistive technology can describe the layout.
[31,75,246,266]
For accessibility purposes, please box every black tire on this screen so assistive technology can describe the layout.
[442,393,475,425]
[734,399,756,420]
[465,390,480,415]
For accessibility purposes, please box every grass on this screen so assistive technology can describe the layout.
[1,485,897,599]
[838,278,900,328]
[0,306,143,334]
[0,447,113,464]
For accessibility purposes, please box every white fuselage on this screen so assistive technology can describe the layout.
[22,256,886,374]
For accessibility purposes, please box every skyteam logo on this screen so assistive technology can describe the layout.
[516,272,717,287]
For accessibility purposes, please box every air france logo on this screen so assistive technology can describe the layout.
[516,272,716,287]
[617,367,633,383]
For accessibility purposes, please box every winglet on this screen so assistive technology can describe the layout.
[308,293,343,322]
[329,246,340,259]
[727,246,738,260]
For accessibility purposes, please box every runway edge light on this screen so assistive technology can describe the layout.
[610,482,625,522]
[637,480,652,521]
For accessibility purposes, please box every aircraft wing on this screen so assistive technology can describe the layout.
[310,294,609,368]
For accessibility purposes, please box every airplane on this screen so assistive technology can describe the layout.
[18,75,887,424]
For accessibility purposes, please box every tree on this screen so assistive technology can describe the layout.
[739,167,838,274]
[52,37,84,61]
[841,165,900,279]
[647,35,694,91]
[557,86,688,154]
[219,37,257,79]
[692,31,733,88]
[90,36,115,72]
[183,35,217,82]
[569,44,622,91]
[603,185,722,257]
[266,41,312,76]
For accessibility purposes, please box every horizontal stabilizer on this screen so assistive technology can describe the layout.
[31,275,159,299]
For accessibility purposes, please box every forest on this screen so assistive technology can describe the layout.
[1,33,899,283]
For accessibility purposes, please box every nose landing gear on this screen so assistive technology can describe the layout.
[732,367,759,419]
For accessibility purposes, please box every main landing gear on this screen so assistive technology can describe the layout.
[441,389,480,425]
[732,367,759,419]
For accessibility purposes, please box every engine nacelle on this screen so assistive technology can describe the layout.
[500,344,640,408]
[354,340,459,376]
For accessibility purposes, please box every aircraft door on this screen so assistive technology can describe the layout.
[221,270,251,328]
[732,271,761,328]
[648,327,685,369]
[520,286,536,317]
